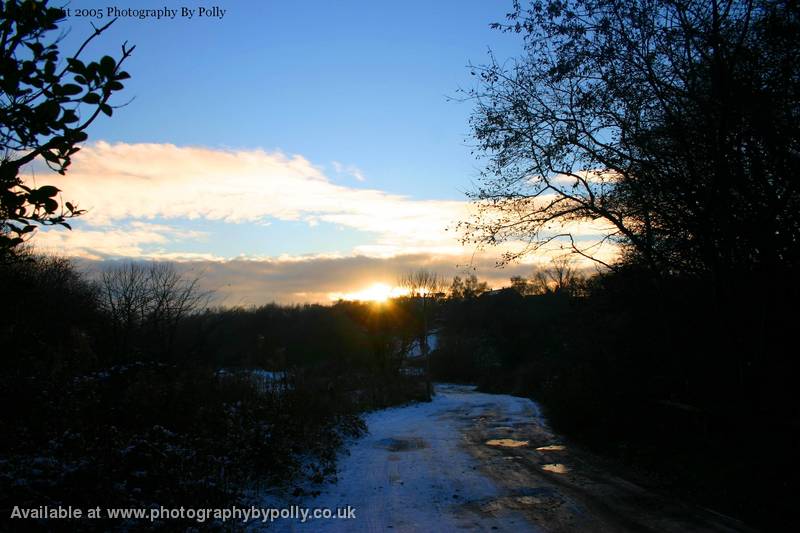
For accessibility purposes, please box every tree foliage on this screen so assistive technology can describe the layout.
[449,273,490,299]
[1,253,425,522]
[510,256,585,295]
[464,0,800,279]
[0,0,133,254]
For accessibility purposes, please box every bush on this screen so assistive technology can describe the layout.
[1,253,421,530]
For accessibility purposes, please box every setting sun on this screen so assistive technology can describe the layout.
[329,283,409,303]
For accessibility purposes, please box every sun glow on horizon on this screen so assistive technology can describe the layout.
[329,283,409,303]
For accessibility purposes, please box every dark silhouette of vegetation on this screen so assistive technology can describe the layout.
[510,256,586,296]
[464,0,800,280]
[398,269,444,400]
[448,1,800,528]
[99,262,209,361]
[430,265,800,529]
[448,273,490,299]
[1,0,133,256]
[0,254,427,530]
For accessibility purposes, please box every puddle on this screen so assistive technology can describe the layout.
[464,492,564,517]
[375,437,427,451]
[513,494,564,510]
[541,463,569,474]
[536,444,566,452]
[486,439,529,448]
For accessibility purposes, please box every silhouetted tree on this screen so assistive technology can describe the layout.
[509,275,533,296]
[449,274,490,299]
[463,0,800,280]
[0,0,134,256]
[532,256,584,295]
[99,262,208,360]
[399,269,443,399]
[509,257,584,296]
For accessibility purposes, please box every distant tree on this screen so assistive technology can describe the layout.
[449,275,465,299]
[463,0,800,282]
[509,257,586,296]
[509,275,533,296]
[99,262,208,360]
[449,274,490,299]
[0,0,134,256]
[534,256,584,295]
[399,269,443,298]
[398,269,443,400]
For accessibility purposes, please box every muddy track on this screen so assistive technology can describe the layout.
[272,384,751,532]
[461,403,748,532]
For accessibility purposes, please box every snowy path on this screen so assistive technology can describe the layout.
[266,384,748,532]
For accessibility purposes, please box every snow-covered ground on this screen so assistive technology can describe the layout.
[405,331,439,359]
[284,383,541,532]
[257,384,748,532]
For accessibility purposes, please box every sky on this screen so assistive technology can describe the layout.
[27,0,612,304]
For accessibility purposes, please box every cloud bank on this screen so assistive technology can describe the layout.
[34,142,470,258]
[78,254,560,306]
[25,142,618,304]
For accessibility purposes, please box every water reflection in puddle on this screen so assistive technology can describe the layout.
[486,439,529,447]
[541,463,569,474]
[536,444,566,452]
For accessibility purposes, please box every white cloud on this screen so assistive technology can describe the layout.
[332,160,367,182]
[6,140,631,306]
[32,221,211,261]
[33,142,468,256]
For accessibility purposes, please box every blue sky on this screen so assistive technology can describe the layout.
[34,1,612,303]
[60,0,521,197]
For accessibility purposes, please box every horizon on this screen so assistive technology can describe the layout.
[22,0,616,304]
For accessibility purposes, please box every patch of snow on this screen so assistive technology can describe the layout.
[254,383,545,532]
[406,331,439,359]
[217,368,291,393]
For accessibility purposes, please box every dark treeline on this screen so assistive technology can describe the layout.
[444,0,800,529]
[433,263,798,529]
[0,251,427,530]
